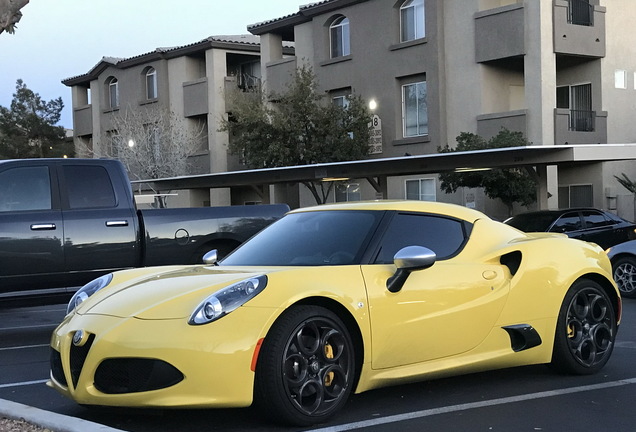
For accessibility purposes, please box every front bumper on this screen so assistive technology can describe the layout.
[48,307,276,408]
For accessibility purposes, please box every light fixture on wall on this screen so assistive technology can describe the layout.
[368,99,377,110]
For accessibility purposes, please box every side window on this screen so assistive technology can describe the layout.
[0,166,52,212]
[582,210,612,228]
[374,213,467,263]
[63,166,116,209]
[550,212,583,233]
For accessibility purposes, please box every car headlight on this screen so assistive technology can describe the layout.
[67,274,113,315]
[189,275,267,325]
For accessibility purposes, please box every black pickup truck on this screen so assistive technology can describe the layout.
[0,158,288,301]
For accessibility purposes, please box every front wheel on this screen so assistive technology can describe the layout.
[254,305,355,426]
[612,256,636,298]
[550,279,617,375]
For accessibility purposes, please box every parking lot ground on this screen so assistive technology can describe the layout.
[1,300,635,431]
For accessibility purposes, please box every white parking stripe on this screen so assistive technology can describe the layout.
[306,378,636,432]
[0,324,58,331]
[0,379,48,389]
[0,344,49,351]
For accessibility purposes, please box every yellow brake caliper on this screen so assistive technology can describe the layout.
[324,344,335,386]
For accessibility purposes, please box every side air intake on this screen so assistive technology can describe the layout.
[502,324,542,352]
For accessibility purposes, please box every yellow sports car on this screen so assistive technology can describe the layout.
[49,201,621,426]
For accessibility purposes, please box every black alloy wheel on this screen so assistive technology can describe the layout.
[551,279,617,375]
[255,305,355,426]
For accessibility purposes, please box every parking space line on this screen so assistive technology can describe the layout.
[0,344,49,351]
[0,379,48,389]
[306,378,636,432]
[0,324,58,331]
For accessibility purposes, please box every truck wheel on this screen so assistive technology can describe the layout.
[550,279,617,375]
[254,305,355,426]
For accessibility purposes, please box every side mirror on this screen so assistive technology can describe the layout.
[387,246,436,293]
[202,250,218,265]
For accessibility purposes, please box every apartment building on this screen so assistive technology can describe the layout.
[249,0,636,219]
[62,35,293,207]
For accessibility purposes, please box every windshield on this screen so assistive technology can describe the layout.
[220,210,383,266]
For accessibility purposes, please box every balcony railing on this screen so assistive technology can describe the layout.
[568,0,594,26]
[569,109,595,132]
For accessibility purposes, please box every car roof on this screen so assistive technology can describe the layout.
[289,200,490,223]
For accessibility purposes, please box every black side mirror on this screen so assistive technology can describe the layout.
[387,246,436,293]
[202,249,218,265]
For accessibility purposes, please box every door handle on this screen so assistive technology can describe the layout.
[106,220,129,227]
[30,223,56,230]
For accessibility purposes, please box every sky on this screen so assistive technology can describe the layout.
[0,0,306,128]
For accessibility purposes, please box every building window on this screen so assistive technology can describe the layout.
[400,0,425,42]
[615,70,627,89]
[332,95,350,109]
[556,83,594,132]
[558,184,593,208]
[145,67,157,99]
[330,16,350,58]
[336,183,360,202]
[239,61,261,90]
[568,0,593,26]
[405,178,436,201]
[107,77,119,109]
[402,81,427,137]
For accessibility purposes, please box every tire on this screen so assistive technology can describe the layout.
[612,256,636,298]
[550,279,617,375]
[254,305,355,426]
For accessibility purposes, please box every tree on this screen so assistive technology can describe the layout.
[615,173,636,218]
[438,129,537,216]
[0,79,67,159]
[220,65,372,204]
[81,106,205,182]
[0,0,29,34]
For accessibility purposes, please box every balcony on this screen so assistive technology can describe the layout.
[183,78,209,117]
[554,108,607,144]
[475,4,525,63]
[265,57,297,95]
[553,0,606,58]
[476,110,527,140]
[72,105,93,136]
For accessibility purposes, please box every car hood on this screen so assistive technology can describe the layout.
[78,265,276,320]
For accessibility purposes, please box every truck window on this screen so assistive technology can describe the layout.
[64,165,117,209]
[0,166,52,212]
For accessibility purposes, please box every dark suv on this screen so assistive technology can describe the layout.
[504,208,636,249]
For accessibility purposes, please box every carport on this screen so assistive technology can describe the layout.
[137,144,636,210]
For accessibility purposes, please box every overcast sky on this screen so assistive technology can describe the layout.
[0,0,305,128]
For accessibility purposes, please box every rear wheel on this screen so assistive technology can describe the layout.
[254,305,355,426]
[612,256,636,298]
[551,279,617,375]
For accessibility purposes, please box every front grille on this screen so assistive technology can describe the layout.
[69,333,95,388]
[94,358,184,394]
[50,349,67,387]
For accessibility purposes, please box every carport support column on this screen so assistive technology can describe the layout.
[536,165,558,210]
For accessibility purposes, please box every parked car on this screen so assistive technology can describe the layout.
[49,201,620,426]
[606,240,636,298]
[504,208,636,249]
[0,158,288,301]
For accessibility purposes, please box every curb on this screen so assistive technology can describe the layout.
[0,398,126,432]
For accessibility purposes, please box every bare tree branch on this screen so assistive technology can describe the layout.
[77,105,206,182]
[0,0,29,35]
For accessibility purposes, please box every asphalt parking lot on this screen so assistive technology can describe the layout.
[1,299,636,431]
